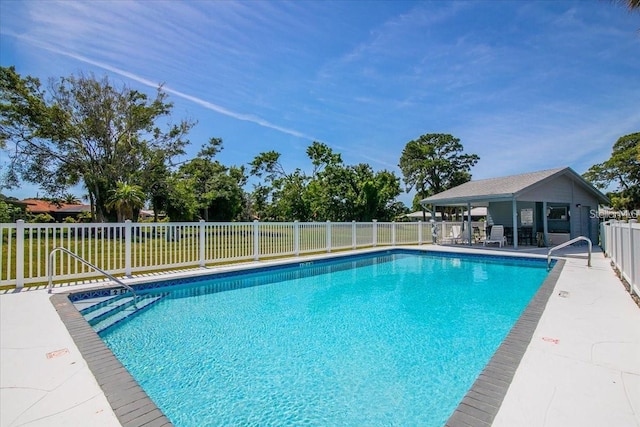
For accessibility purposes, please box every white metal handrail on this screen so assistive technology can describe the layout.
[547,236,592,269]
[47,247,138,302]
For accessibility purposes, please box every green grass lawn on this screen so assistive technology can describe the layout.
[1,223,429,289]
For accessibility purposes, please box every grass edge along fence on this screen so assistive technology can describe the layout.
[1,220,439,290]
[601,220,639,296]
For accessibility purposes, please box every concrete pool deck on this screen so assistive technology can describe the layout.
[1,246,639,426]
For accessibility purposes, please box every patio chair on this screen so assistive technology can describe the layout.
[442,225,462,244]
[483,225,507,248]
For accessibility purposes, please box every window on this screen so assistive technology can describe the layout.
[547,206,568,220]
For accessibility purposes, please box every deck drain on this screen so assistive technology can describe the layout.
[558,290,570,298]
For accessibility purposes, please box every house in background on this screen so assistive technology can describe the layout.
[420,167,609,248]
[22,199,91,222]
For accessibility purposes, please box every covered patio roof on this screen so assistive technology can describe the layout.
[420,167,609,207]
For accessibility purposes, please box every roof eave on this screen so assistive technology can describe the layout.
[420,193,515,206]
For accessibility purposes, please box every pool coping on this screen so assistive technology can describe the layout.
[50,293,173,427]
[445,259,565,427]
[50,248,563,427]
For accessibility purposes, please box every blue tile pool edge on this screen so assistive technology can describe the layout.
[50,250,564,427]
[445,258,565,427]
[66,247,554,302]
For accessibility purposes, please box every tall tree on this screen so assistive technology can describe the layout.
[62,193,81,204]
[0,66,193,221]
[583,132,640,211]
[399,133,479,216]
[105,181,146,222]
[250,141,404,222]
[249,150,310,221]
[167,138,247,221]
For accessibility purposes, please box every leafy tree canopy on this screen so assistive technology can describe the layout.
[398,133,479,211]
[0,66,194,221]
[249,142,403,221]
[583,132,640,210]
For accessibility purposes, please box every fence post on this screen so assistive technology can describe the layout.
[629,220,637,296]
[253,220,260,261]
[392,221,396,246]
[124,220,132,276]
[15,220,25,290]
[418,221,423,245]
[199,220,206,267]
[372,220,378,247]
[326,220,332,253]
[352,220,356,249]
[294,221,300,256]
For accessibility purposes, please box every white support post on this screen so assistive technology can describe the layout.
[512,198,518,249]
[15,220,25,290]
[543,201,549,247]
[467,202,472,246]
[418,221,423,245]
[199,220,206,267]
[372,220,378,247]
[392,221,396,246]
[253,220,260,261]
[326,220,332,253]
[294,221,300,256]
[124,220,132,276]
[629,220,636,296]
[352,221,356,249]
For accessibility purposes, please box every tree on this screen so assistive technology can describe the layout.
[583,132,640,211]
[62,193,81,204]
[172,138,247,221]
[308,163,402,221]
[249,150,310,221]
[249,141,404,222]
[398,133,479,217]
[0,66,193,221]
[105,181,146,222]
[614,0,640,11]
[0,197,26,222]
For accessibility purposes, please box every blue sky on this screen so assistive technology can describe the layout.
[1,0,639,206]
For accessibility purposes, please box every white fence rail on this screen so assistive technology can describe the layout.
[601,220,639,296]
[1,220,438,289]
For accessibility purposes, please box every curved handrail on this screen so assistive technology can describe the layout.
[547,236,592,269]
[47,247,138,302]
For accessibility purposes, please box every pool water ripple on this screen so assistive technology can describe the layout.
[98,252,549,426]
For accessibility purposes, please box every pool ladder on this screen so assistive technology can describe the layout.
[547,236,592,270]
[47,247,138,305]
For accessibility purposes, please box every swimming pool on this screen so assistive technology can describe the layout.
[75,250,552,426]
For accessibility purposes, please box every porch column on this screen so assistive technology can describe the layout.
[432,204,438,244]
[512,198,518,249]
[542,201,548,246]
[467,201,472,246]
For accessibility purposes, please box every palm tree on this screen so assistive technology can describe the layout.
[105,182,146,222]
[62,193,81,204]
[614,0,640,10]
[627,0,640,9]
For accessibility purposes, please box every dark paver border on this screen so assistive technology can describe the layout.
[50,293,173,427]
[50,252,565,427]
[445,259,565,427]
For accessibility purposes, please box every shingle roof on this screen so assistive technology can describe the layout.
[421,167,609,205]
[22,199,89,213]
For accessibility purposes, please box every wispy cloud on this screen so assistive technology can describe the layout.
[2,0,638,204]
[3,30,319,141]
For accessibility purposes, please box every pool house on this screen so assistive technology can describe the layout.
[421,167,610,248]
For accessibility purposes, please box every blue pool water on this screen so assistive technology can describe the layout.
[95,251,549,426]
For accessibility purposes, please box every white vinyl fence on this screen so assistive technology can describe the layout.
[601,220,639,296]
[1,220,438,289]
